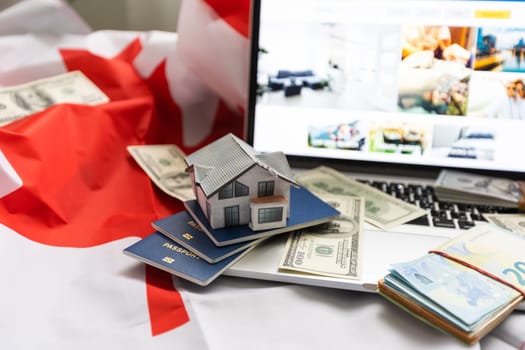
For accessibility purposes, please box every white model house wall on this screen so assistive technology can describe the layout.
[199,165,292,229]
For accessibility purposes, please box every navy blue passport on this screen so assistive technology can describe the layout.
[152,211,262,263]
[123,232,256,286]
[184,186,340,246]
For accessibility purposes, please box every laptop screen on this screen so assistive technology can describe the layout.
[246,0,525,177]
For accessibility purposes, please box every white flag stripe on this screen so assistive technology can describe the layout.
[0,150,22,197]
[169,52,221,147]
[0,224,207,349]
[177,0,249,111]
[134,30,179,78]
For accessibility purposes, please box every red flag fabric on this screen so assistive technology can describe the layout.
[203,0,251,37]
[0,1,522,350]
[0,0,244,341]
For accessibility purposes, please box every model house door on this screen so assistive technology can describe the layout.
[224,205,240,227]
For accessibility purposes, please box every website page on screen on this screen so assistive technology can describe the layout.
[252,0,525,173]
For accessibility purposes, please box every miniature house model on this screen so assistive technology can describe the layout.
[185,133,298,231]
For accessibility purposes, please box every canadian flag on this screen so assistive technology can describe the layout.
[0,1,522,350]
[0,0,248,348]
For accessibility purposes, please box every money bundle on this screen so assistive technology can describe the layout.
[434,170,525,210]
[277,166,428,281]
[378,224,525,344]
[279,194,364,280]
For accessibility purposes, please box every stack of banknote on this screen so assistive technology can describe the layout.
[278,193,365,280]
[378,223,525,344]
[278,166,426,281]
[434,169,524,208]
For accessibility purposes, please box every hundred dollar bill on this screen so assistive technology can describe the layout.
[483,214,525,236]
[279,194,364,280]
[295,166,426,230]
[127,144,195,202]
[0,70,109,126]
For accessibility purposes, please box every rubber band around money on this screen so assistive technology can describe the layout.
[518,181,525,213]
[428,250,525,297]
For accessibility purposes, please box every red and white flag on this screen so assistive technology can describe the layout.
[0,0,245,347]
[0,1,521,349]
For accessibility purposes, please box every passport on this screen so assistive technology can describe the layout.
[123,231,258,286]
[184,186,340,246]
[152,211,262,263]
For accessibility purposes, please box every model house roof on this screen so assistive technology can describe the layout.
[185,133,297,196]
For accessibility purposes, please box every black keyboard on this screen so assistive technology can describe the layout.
[357,180,519,230]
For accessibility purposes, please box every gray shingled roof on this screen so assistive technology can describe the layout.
[185,133,297,197]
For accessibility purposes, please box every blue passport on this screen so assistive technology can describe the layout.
[184,186,340,246]
[152,211,262,263]
[123,231,256,286]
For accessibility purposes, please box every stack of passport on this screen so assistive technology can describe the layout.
[123,186,340,286]
[378,223,525,344]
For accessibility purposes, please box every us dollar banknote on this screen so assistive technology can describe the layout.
[127,144,195,202]
[295,166,427,230]
[279,194,364,280]
[483,214,525,236]
[0,70,109,126]
[434,169,521,207]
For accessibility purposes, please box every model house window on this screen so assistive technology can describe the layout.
[219,181,249,199]
[257,181,274,197]
[218,182,234,199]
[224,205,240,226]
[258,207,283,223]
[235,181,249,197]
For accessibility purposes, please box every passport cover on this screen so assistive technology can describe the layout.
[184,186,340,246]
[152,211,262,263]
[123,231,258,286]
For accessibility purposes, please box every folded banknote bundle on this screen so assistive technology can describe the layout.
[378,223,525,344]
[434,169,525,211]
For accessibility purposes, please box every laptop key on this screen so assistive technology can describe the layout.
[451,211,468,221]
[471,213,485,221]
[431,209,448,218]
[419,201,433,210]
[432,217,456,229]
[458,220,476,229]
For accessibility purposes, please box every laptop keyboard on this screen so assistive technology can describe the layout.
[356,180,519,230]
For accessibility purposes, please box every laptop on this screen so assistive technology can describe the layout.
[225,0,525,298]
